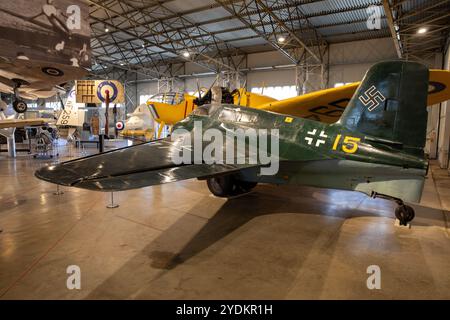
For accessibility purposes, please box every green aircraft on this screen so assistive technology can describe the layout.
[35,60,430,226]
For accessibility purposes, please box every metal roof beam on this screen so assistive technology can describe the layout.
[383,0,403,58]
[88,0,237,73]
[214,0,324,65]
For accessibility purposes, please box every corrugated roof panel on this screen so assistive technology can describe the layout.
[326,29,390,43]
[163,0,217,12]
[319,20,388,36]
[226,37,268,47]
[299,0,382,16]
[202,19,247,32]
[308,7,385,27]
[213,28,259,41]
[183,7,231,23]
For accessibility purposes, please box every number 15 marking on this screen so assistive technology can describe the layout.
[332,134,361,154]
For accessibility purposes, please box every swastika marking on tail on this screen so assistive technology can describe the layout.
[358,85,386,111]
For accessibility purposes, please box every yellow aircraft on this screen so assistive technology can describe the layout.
[146,89,277,138]
[146,69,450,137]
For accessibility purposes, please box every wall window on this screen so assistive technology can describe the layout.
[251,85,297,100]
[139,95,152,104]
[334,82,353,88]
[45,102,61,110]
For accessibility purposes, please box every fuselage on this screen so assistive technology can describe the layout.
[174,104,428,203]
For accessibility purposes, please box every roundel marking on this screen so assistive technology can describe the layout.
[115,121,124,131]
[97,81,118,102]
[428,81,446,94]
[42,67,64,77]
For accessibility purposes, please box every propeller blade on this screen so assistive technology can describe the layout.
[196,78,201,100]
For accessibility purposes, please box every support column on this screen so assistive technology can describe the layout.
[221,71,241,90]
[438,41,450,169]
[7,135,16,158]
[158,77,174,93]
[426,104,440,159]
[296,63,327,95]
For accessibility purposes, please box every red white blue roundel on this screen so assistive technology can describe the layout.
[115,121,125,131]
[97,81,118,102]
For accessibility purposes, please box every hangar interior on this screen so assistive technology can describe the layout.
[1,0,450,299]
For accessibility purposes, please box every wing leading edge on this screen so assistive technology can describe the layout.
[35,138,259,191]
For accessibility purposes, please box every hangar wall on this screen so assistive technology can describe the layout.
[438,40,450,168]
[133,37,398,101]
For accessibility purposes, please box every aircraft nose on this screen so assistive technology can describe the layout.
[35,163,83,186]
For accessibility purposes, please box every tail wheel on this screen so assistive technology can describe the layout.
[13,100,27,113]
[207,175,235,197]
[395,205,415,226]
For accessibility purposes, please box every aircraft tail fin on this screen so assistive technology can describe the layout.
[338,61,429,156]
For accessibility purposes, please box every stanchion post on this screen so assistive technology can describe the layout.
[106,191,119,209]
[53,184,64,196]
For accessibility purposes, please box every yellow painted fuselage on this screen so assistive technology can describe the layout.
[146,69,450,128]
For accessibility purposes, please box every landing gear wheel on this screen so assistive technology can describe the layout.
[395,205,415,226]
[13,100,27,113]
[207,176,257,197]
[207,176,235,197]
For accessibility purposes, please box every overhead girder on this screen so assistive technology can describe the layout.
[88,0,240,74]
[214,0,326,65]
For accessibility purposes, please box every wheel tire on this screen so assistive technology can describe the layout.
[236,180,257,193]
[395,205,415,226]
[13,100,27,113]
[207,176,235,197]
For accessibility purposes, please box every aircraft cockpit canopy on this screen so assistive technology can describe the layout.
[147,92,184,106]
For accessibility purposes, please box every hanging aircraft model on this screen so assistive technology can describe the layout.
[36,61,432,226]
[0,0,91,113]
[0,57,87,113]
[146,69,450,131]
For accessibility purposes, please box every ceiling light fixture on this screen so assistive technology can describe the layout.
[105,28,109,32]
[417,27,427,34]
[183,51,190,58]
[278,36,286,43]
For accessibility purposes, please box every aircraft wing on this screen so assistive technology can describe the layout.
[258,69,450,123]
[0,58,87,84]
[0,118,49,129]
[258,84,356,123]
[0,57,87,100]
[35,138,259,191]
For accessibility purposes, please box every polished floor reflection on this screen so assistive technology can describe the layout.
[0,143,449,299]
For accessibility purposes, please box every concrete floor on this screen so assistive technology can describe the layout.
[0,143,449,300]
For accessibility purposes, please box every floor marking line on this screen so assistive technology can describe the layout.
[0,201,98,298]
[115,215,165,232]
